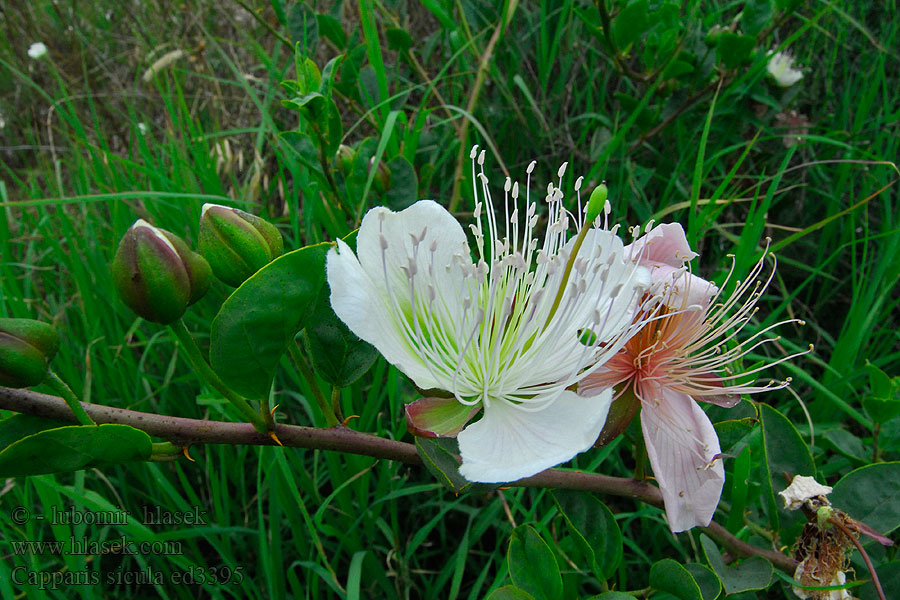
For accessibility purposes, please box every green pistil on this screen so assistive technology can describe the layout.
[545,184,607,326]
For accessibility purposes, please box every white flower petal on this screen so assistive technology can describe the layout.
[356,200,472,319]
[28,42,48,59]
[457,389,613,483]
[641,385,724,532]
[327,238,441,390]
[767,51,803,88]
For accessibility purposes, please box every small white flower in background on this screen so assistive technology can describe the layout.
[28,43,48,60]
[767,50,803,87]
[327,146,652,483]
[780,475,833,510]
[137,122,149,135]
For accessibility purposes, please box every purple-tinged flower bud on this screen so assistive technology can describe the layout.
[0,318,59,388]
[369,158,391,194]
[336,144,356,172]
[199,204,284,287]
[111,220,212,324]
[592,385,641,447]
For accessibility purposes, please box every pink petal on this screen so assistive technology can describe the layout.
[626,223,697,268]
[691,373,742,408]
[405,396,479,438]
[640,384,725,532]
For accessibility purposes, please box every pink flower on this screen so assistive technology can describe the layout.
[580,224,808,532]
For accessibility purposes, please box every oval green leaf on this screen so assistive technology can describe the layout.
[0,414,70,451]
[414,436,496,495]
[551,489,622,579]
[684,563,722,600]
[508,525,563,600]
[301,284,378,387]
[831,462,900,535]
[0,424,152,477]
[700,534,772,595]
[485,586,535,600]
[759,402,815,535]
[650,559,703,600]
[210,243,329,399]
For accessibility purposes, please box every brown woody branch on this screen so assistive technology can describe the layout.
[0,386,797,573]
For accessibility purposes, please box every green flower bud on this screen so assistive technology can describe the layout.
[705,25,727,47]
[336,144,356,172]
[111,219,212,324]
[585,183,608,224]
[199,204,284,287]
[370,158,391,194]
[0,318,59,388]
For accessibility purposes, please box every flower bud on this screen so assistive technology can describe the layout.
[336,144,356,172]
[199,204,284,287]
[111,220,212,324]
[369,158,391,194]
[704,25,727,46]
[585,183,608,224]
[593,385,641,447]
[0,318,59,388]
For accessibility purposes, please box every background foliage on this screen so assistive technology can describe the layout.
[1,0,898,598]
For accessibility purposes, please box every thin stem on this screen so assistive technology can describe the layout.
[150,442,183,462]
[545,220,592,325]
[45,371,94,425]
[828,516,887,600]
[331,387,345,423]
[287,342,339,427]
[168,319,268,434]
[0,385,800,575]
[873,422,880,463]
[261,399,275,430]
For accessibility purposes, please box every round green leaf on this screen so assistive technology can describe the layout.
[857,560,900,600]
[384,156,418,211]
[551,490,622,579]
[759,402,815,534]
[288,2,318,53]
[508,525,563,600]
[485,586,535,600]
[831,462,900,535]
[210,243,329,399]
[301,284,378,387]
[612,0,650,49]
[716,33,755,69]
[684,563,722,600]
[700,534,772,595]
[414,437,496,495]
[0,424,152,477]
[650,559,703,600]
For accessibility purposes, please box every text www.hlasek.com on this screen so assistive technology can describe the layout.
[11,536,183,557]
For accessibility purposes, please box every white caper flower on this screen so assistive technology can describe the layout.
[767,50,804,87]
[28,43,48,60]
